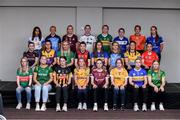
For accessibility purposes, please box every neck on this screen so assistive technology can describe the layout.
[41,64,47,68]
[61,65,66,68]
[51,33,55,36]
[135,67,141,70]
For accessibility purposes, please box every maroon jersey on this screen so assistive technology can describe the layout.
[62,34,78,52]
[92,69,108,87]
[76,50,90,66]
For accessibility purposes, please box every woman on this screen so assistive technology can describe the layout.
[91,41,109,67]
[62,25,79,52]
[54,56,72,112]
[109,42,124,70]
[124,41,141,70]
[148,60,166,111]
[34,56,53,111]
[91,59,109,111]
[129,58,148,112]
[16,57,32,110]
[130,25,146,54]
[41,40,56,67]
[74,58,90,110]
[97,25,113,53]
[113,28,129,54]
[110,58,128,111]
[57,40,75,67]
[146,26,164,61]
[28,26,44,53]
[142,43,159,70]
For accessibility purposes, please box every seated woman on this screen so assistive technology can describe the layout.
[34,56,53,111]
[91,59,109,111]
[16,57,32,110]
[129,58,148,112]
[110,58,128,111]
[91,41,109,67]
[74,58,90,110]
[124,41,141,70]
[148,60,166,111]
[53,56,72,112]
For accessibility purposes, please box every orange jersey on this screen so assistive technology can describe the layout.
[130,34,146,50]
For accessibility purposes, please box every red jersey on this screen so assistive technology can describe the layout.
[76,50,90,66]
[142,51,159,67]
[92,69,108,87]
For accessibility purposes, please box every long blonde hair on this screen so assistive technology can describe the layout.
[61,40,71,57]
[151,60,161,79]
[19,57,29,73]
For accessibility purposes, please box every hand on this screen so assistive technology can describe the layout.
[127,65,132,70]
[134,84,139,88]
[142,84,146,88]
[93,84,97,89]
[82,86,86,89]
[43,83,48,86]
[154,86,159,93]
[63,84,67,87]
[120,86,125,90]
[17,86,22,89]
[114,85,119,89]
[36,82,41,86]
[56,84,60,87]
[159,86,164,92]
[103,85,108,89]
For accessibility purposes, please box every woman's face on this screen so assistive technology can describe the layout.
[96,60,103,68]
[116,60,122,68]
[21,58,28,67]
[35,28,40,36]
[45,42,51,49]
[50,27,56,35]
[135,27,141,34]
[40,56,47,65]
[78,59,85,67]
[84,26,91,34]
[147,44,153,52]
[130,42,136,50]
[102,26,108,34]
[60,58,66,66]
[151,27,157,35]
[135,59,141,68]
[67,26,73,34]
[29,43,35,51]
[80,44,86,51]
[62,41,69,51]
[112,43,119,51]
[119,30,125,37]
[153,61,159,70]
[97,42,102,50]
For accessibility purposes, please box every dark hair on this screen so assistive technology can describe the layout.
[45,40,52,49]
[28,41,34,46]
[93,41,104,58]
[151,26,159,42]
[80,41,86,46]
[115,58,124,66]
[118,28,125,33]
[67,25,73,30]
[129,41,137,55]
[84,25,91,29]
[134,25,141,31]
[32,26,42,41]
[146,42,153,46]
[59,56,67,61]
[102,25,109,30]
[50,26,56,30]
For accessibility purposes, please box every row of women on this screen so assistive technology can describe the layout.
[16,24,166,112]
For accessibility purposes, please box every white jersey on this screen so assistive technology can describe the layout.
[28,36,44,50]
[80,34,96,53]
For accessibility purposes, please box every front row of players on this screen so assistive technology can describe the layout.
[16,55,166,112]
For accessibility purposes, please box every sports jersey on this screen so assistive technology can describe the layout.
[57,51,75,64]
[80,34,96,53]
[75,50,90,66]
[130,34,146,51]
[109,53,124,67]
[148,69,165,88]
[146,36,164,55]
[97,34,113,52]
[62,34,78,52]
[113,36,129,53]
[54,65,72,85]
[41,49,56,66]
[34,66,53,84]
[28,37,44,51]
[142,51,159,67]
[92,69,108,87]
[124,51,141,66]
[17,68,33,87]
[74,68,90,86]
[91,51,109,63]
[45,34,61,52]
[110,68,128,86]
[23,50,39,67]
[129,68,147,87]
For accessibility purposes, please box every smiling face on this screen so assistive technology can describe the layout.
[84,25,91,35]
[50,26,56,35]
[78,58,85,67]
[21,58,28,67]
[28,43,35,51]
[135,59,142,68]
[130,42,136,50]
[102,26,109,34]
[153,61,159,70]
[147,44,153,52]
[112,42,119,51]
[40,56,47,65]
[67,26,73,34]
[134,26,141,35]
[116,59,123,68]
[151,26,157,35]
[60,57,66,66]
[96,42,103,51]
[45,41,51,50]
[35,28,40,36]
[96,60,103,69]
[80,43,86,52]
[119,29,125,37]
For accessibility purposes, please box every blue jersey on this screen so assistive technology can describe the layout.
[45,34,61,52]
[109,53,124,67]
[129,68,147,87]
[91,51,109,62]
[113,36,129,53]
[146,36,164,55]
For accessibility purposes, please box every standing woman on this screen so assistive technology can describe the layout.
[110,58,128,111]
[148,60,166,111]
[34,56,53,111]
[146,26,164,61]
[129,58,148,112]
[130,25,146,54]
[97,25,113,53]
[62,25,79,52]
[53,56,72,112]
[57,40,75,67]
[124,41,141,70]
[91,59,109,111]
[16,57,32,110]
[91,41,109,67]
[74,58,90,110]
[109,42,124,70]
[28,26,44,53]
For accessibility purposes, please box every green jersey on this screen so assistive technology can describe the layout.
[97,34,112,52]
[34,66,53,84]
[148,69,165,87]
[17,68,33,87]
[57,51,75,64]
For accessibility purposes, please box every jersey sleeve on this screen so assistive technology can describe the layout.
[16,68,20,76]
[34,66,38,73]
[29,68,33,75]
[147,69,152,76]
[49,67,53,73]
[161,71,166,78]
[128,70,133,77]
[104,52,109,58]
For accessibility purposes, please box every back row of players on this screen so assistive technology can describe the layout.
[16,24,165,112]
